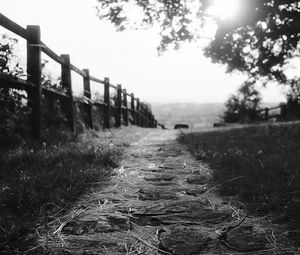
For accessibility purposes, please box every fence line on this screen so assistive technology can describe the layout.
[258,99,300,121]
[257,105,282,121]
[0,13,158,140]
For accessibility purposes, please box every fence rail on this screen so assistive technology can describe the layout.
[258,105,282,121]
[258,99,300,121]
[0,13,157,139]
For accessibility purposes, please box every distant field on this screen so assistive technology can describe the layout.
[151,102,281,129]
[178,122,300,224]
[151,102,225,129]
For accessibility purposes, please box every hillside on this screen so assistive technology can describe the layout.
[151,103,225,129]
[151,102,283,129]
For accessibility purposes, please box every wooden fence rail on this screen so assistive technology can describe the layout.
[0,13,157,139]
[257,105,283,121]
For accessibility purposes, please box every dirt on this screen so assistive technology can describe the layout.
[40,129,299,254]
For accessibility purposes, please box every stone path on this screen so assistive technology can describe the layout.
[44,130,281,254]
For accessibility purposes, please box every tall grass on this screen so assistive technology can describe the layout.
[178,123,300,220]
[0,130,122,253]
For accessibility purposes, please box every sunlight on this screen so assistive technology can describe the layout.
[208,0,240,20]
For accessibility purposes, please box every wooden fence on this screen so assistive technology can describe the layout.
[259,100,300,121]
[0,13,157,139]
[258,105,282,121]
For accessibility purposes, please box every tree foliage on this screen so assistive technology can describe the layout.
[223,81,262,123]
[96,0,300,85]
[0,35,67,147]
[0,35,28,148]
[96,0,210,50]
[0,35,24,77]
[205,0,300,84]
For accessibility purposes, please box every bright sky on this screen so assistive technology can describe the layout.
[0,0,286,103]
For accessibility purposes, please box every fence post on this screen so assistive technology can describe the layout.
[104,77,110,129]
[151,114,155,128]
[136,98,140,126]
[144,107,148,127]
[115,84,122,127]
[123,89,129,126]
[146,109,151,127]
[140,103,145,127]
[61,54,75,133]
[144,106,148,127]
[151,114,154,127]
[265,107,269,120]
[280,104,285,120]
[131,93,135,125]
[83,69,93,129]
[150,113,154,128]
[27,25,42,140]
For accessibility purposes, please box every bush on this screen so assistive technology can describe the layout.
[0,35,30,148]
[0,35,76,149]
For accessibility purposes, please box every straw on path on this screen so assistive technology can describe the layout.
[37,129,288,255]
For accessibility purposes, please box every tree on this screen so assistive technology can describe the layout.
[280,78,300,120]
[223,80,262,123]
[96,0,209,51]
[205,0,300,85]
[287,78,300,101]
[96,0,300,85]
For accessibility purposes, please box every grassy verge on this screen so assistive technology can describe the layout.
[178,123,300,223]
[0,129,124,253]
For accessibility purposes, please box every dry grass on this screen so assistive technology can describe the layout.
[0,126,151,254]
[178,122,300,224]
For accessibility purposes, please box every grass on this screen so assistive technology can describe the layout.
[178,122,300,223]
[0,128,125,253]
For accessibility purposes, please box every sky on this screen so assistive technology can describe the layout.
[0,0,287,104]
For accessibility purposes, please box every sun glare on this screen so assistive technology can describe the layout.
[209,0,240,20]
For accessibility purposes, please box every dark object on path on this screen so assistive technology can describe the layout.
[174,124,189,129]
[158,123,167,129]
[213,122,226,128]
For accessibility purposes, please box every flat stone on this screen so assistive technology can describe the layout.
[185,186,207,196]
[138,188,178,201]
[160,200,230,224]
[129,214,161,226]
[144,175,175,182]
[158,152,181,157]
[225,226,268,252]
[186,175,208,185]
[153,210,229,225]
[62,220,110,235]
[191,170,201,174]
[62,214,130,234]
[131,200,230,225]
[140,168,165,173]
[159,163,182,169]
[106,214,131,230]
[158,226,211,255]
[147,181,177,186]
